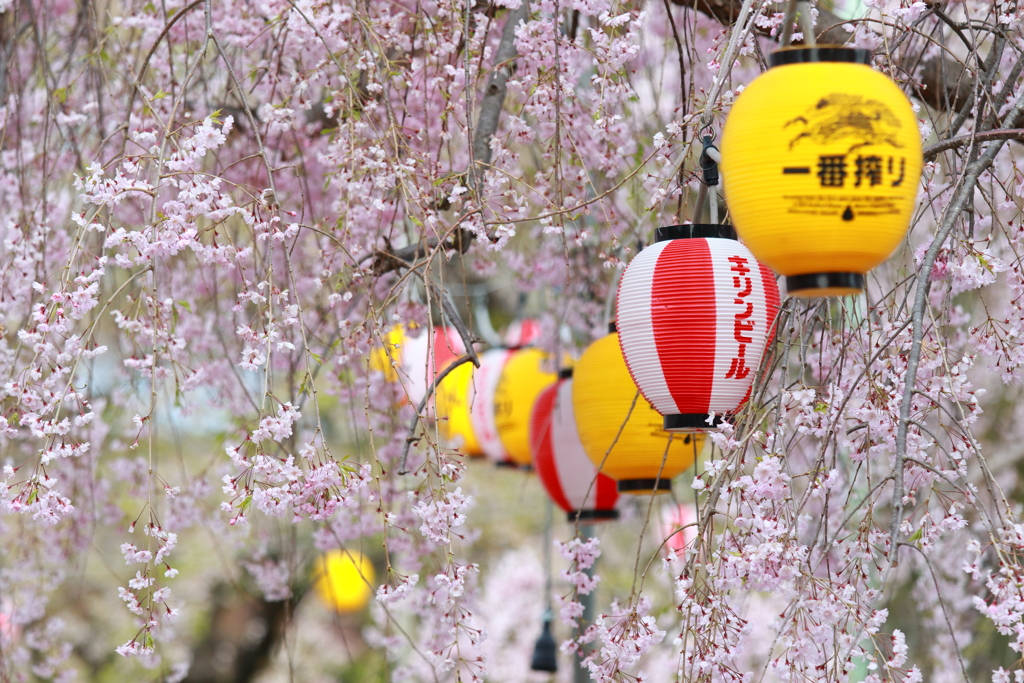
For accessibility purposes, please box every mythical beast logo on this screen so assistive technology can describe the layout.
[784,94,903,152]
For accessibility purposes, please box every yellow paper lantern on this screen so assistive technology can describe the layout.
[369,326,405,382]
[493,348,558,467]
[314,549,375,613]
[435,360,484,457]
[573,332,703,494]
[721,47,922,297]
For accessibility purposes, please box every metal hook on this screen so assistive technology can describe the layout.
[699,134,720,188]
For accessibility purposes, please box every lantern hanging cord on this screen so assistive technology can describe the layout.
[692,133,722,224]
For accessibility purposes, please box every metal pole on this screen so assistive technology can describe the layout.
[574,523,596,683]
[543,498,553,611]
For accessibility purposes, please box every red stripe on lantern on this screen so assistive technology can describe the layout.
[531,378,619,520]
[530,383,573,512]
[616,232,780,430]
[652,238,717,415]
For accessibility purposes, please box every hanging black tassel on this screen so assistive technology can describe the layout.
[530,618,558,672]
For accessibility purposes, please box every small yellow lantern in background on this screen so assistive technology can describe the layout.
[493,348,558,468]
[369,326,405,382]
[314,549,375,613]
[435,360,484,457]
[721,47,923,297]
[573,330,703,494]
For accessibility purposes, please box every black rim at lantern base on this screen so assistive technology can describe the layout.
[618,478,672,493]
[495,459,519,469]
[663,413,723,431]
[569,509,620,523]
[786,272,864,296]
[656,224,737,242]
[770,46,872,67]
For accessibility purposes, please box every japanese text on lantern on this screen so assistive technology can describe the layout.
[725,256,754,380]
[782,155,906,188]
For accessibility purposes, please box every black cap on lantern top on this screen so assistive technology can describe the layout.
[607,321,617,334]
[558,367,574,380]
[530,620,558,672]
[655,224,737,243]
[769,46,872,67]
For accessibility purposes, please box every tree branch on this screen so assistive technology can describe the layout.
[470,1,530,188]
[924,127,1024,161]
[398,353,478,474]
[370,227,475,275]
[680,0,973,113]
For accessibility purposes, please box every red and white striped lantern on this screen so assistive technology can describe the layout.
[617,225,781,431]
[468,348,516,465]
[402,326,466,406]
[530,371,619,522]
[504,318,542,348]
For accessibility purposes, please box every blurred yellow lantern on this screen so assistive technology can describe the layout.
[573,331,703,494]
[494,348,558,467]
[314,549,375,613]
[721,47,922,297]
[369,326,405,382]
[435,360,484,457]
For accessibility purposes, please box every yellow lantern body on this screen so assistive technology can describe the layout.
[369,326,404,382]
[573,333,703,494]
[314,549,375,613]
[494,348,557,467]
[435,360,483,456]
[721,48,922,297]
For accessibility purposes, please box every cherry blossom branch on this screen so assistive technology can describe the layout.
[923,127,1024,161]
[121,0,205,153]
[892,97,1024,568]
[470,1,531,188]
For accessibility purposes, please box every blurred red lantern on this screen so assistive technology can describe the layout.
[661,503,698,555]
[530,370,619,521]
[505,318,542,348]
[617,225,781,431]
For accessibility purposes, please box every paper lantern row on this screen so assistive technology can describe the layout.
[433,329,705,503]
